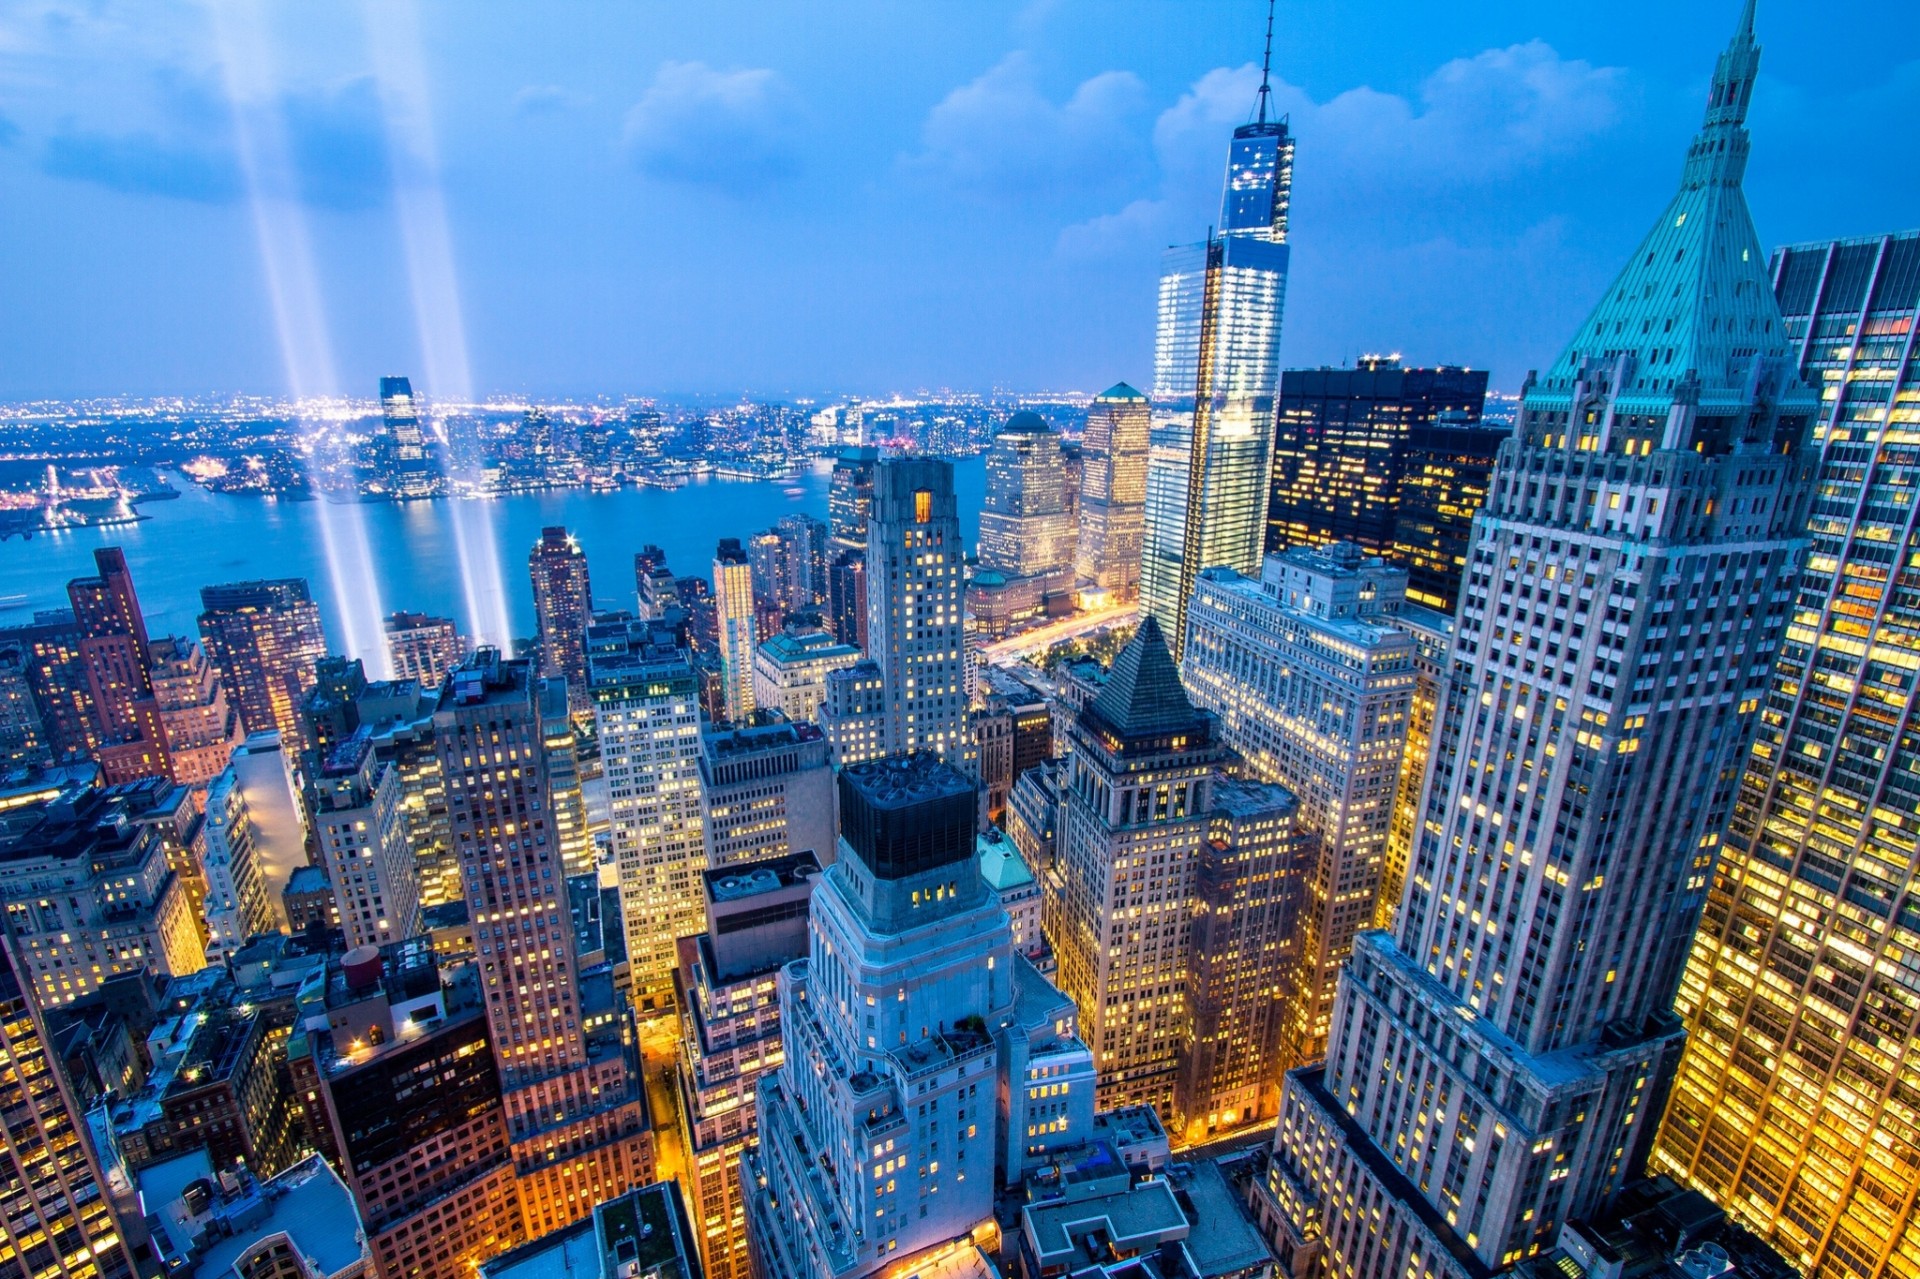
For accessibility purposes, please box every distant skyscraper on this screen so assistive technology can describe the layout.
[434,651,654,1236]
[980,412,1077,579]
[198,578,329,745]
[0,614,95,763]
[69,548,166,783]
[311,729,423,951]
[1076,384,1151,601]
[1141,55,1293,660]
[744,755,1010,1279]
[587,621,708,1013]
[867,457,972,770]
[378,375,438,499]
[1261,9,1819,1272]
[0,639,49,768]
[1183,545,1416,1070]
[1650,228,1920,1270]
[713,538,758,724]
[384,610,467,688]
[528,527,592,708]
[826,448,878,648]
[1266,360,1498,613]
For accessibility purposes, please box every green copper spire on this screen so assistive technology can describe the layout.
[1541,0,1785,404]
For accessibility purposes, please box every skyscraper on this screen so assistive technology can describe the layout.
[148,635,245,790]
[1260,9,1818,1272]
[699,718,836,871]
[1076,383,1151,601]
[980,412,1077,579]
[1182,545,1417,1071]
[714,537,758,724]
[311,728,424,951]
[434,651,654,1238]
[867,457,972,770]
[1140,47,1293,660]
[826,448,878,650]
[1265,360,1498,613]
[378,375,439,499]
[528,527,592,708]
[384,610,468,688]
[1650,229,1920,1272]
[69,548,166,783]
[197,578,329,745]
[587,620,707,1013]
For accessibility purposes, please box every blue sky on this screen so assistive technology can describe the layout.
[0,0,1914,402]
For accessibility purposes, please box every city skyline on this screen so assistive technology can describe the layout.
[1,2,1913,402]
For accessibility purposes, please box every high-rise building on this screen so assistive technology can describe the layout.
[700,718,835,871]
[714,538,758,724]
[587,621,707,1013]
[0,640,50,769]
[1260,10,1819,1273]
[378,374,439,499]
[827,448,880,650]
[1378,602,1452,933]
[674,852,819,1279]
[70,548,167,783]
[539,676,594,879]
[1045,616,1300,1134]
[1141,58,1293,660]
[1076,384,1151,601]
[752,625,862,723]
[0,932,136,1279]
[1649,229,1920,1272]
[311,728,424,951]
[828,551,868,652]
[147,635,245,791]
[780,512,830,614]
[817,659,887,769]
[528,527,592,708]
[200,766,274,958]
[1266,360,1499,613]
[980,412,1077,579]
[867,458,972,770]
[434,651,655,1239]
[197,578,329,745]
[748,530,796,636]
[0,614,95,763]
[1182,545,1417,1069]
[743,755,1010,1279]
[384,610,468,689]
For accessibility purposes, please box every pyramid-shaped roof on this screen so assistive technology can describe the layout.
[1542,0,1789,405]
[1098,382,1146,401]
[1085,614,1207,741]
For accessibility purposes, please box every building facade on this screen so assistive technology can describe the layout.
[1076,383,1151,602]
[198,578,329,745]
[311,729,424,952]
[714,538,758,725]
[148,635,245,791]
[752,627,862,723]
[980,413,1077,580]
[867,458,972,770]
[1261,12,1820,1273]
[384,611,467,689]
[528,528,592,710]
[700,718,836,871]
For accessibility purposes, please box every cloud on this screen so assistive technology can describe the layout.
[280,78,390,210]
[512,84,585,117]
[621,60,799,193]
[41,128,240,201]
[1060,42,1625,258]
[905,53,1151,205]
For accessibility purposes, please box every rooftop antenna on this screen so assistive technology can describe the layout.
[1255,0,1276,124]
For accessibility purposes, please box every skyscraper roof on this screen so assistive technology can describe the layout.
[1543,0,1785,404]
[1086,614,1206,740]
[1098,383,1146,401]
[1002,411,1054,435]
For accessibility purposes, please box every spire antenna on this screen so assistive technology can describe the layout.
[1255,0,1276,124]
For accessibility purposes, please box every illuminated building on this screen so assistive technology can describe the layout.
[200,766,274,959]
[1044,617,1297,1133]
[867,458,973,770]
[674,853,819,1279]
[229,732,311,926]
[818,659,887,768]
[377,375,440,500]
[586,621,706,1013]
[699,718,835,871]
[1076,384,1151,602]
[827,448,879,649]
[714,538,758,725]
[0,639,52,769]
[528,528,592,711]
[0,613,96,763]
[752,625,862,723]
[981,412,1077,580]
[829,551,868,652]
[0,932,135,1279]
[1182,545,1417,1069]
[743,755,1010,1279]
[433,651,655,1241]
[1377,603,1451,932]
[70,548,166,784]
[197,578,329,745]
[384,611,468,689]
[479,1183,701,1279]
[1260,9,1817,1272]
[312,728,424,951]
[1265,360,1497,613]
[0,781,205,1007]
[147,636,245,791]
[1649,226,1920,1273]
[540,677,593,879]
[1140,58,1293,660]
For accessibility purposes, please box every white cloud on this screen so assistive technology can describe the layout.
[621,60,799,193]
[905,52,1151,205]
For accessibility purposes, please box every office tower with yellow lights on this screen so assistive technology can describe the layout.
[385,610,468,689]
[714,538,758,724]
[1076,383,1151,602]
[147,635,245,790]
[867,458,972,770]
[1140,55,1292,659]
[1260,8,1819,1273]
[529,527,593,711]
[312,728,425,951]
[1182,544,1417,1070]
[980,412,1077,580]
[1378,602,1452,933]
[197,578,329,745]
[587,620,707,1014]
[1650,228,1920,1275]
[70,548,167,784]
[434,650,654,1239]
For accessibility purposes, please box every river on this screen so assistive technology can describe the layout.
[0,455,989,647]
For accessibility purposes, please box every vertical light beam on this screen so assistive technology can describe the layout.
[361,0,514,652]
[205,0,395,677]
